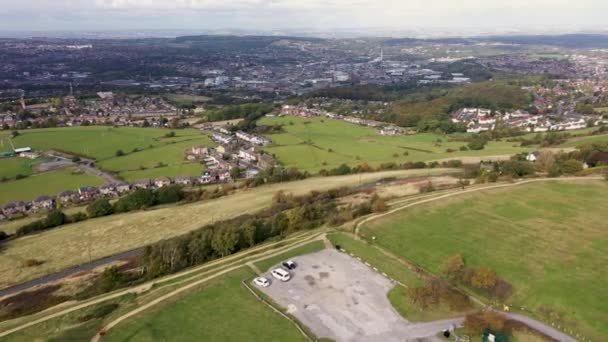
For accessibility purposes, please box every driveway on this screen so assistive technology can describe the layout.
[257,249,462,342]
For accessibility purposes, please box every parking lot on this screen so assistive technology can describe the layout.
[257,249,458,342]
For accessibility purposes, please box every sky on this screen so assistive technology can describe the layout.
[0,0,607,36]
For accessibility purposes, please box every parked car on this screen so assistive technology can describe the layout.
[254,277,271,288]
[282,260,297,270]
[271,268,291,282]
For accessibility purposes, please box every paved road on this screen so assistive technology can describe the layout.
[0,249,143,299]
[503,312,577,342]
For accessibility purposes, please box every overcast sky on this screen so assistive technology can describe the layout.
[0,0,607,36]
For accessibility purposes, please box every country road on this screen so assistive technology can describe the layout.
[0,249,143,299]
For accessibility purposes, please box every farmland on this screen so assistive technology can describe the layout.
[104,267,307,342]
[359,180,608,340]
[0,157,50,180]
[0,168,104,206]
[259,116,531,173]
[0,169,455,289]
[0,126,213,181]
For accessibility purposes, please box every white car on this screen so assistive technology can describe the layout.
[271,268,291,282]
[254,277,271,288]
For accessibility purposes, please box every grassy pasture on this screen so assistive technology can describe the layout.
[0,126,213,181]
[0,168,104,206]
[0,169,453,289]
[104,267,308,342]
[0,157,49,180]
[360,180,608,340]
[2,126,211,161]
[259,116,530,173]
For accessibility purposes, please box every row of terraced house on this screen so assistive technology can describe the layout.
[0,174,228,221]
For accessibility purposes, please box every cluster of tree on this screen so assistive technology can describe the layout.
[474,159,536,183]
[141,188,371,279]
[407,277,472,311]
[243,167,309,188]
[204,103,275,124]
[467,135,490,150]
[524,150,586,177]
[16,210,67,237]
[517,132,570,147]
[10,186,186,240]
[443,254,513,300]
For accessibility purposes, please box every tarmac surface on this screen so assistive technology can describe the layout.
[258,249,462,342]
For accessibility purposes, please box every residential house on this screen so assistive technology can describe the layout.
[116,182,131,194]
[212,133,234,145]
[238,148,258,163]
[586,151,608,167]
[526,151,542,162]
[2,201,28,218]
[154,177,172,188]
[258,154,277,169]
[236,131,272,146]
[133,179,152,190]
[78,187,100,201]
[32,196,56,212]
[200,169,231,184]
[174,176,193,186]
[19,152,40,160]
[58,190,79,204]
[185,145,211,161]
[100,184,117,196]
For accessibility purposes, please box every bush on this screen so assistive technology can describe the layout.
[71,156,81,163]
[15,174,27,180]
[165,131,176,138]
[468,137,487,150]
[0,231,9,241]
[45,210,67,227]
[561,159,583,175]
[22,259,44,267]
[155,185,185,205]
[69,212,88,223]
[87,199,114,218]
[113,189,155,213]
[115,149,125,157]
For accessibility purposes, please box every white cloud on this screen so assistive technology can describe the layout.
[0,0,607,33]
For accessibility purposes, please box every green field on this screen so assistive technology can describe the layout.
[105,267,307,342]
[0,127,213,181]
[259,117,530,173]
[360,180,608,340]
[560,134,608,148]
[0,157,49,180]
[0,168,104,206]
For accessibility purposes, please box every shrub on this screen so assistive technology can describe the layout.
[87,199,114,218]
[468,138,487,151]
[165,131,176,138]
[0,231,9,241]
[115,149,125,157]
[155,185,185,205]
[69,212,88,223]
[113,189,155,213]
[22,259,44,267]
[15,174,27,180]
[561,159,583,175]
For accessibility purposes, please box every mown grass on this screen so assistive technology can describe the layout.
[0,127,213,181]
[259,116,531,173]
[104,267,308,342]
[327,232,472,322]
[0,157,49,180]
[0,168,104,206]
[0,169,450,290]
[254,240,325,272]
[360,180,608,340]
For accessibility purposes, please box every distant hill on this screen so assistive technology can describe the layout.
[384,34,608,48]
[172,35,325,50]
